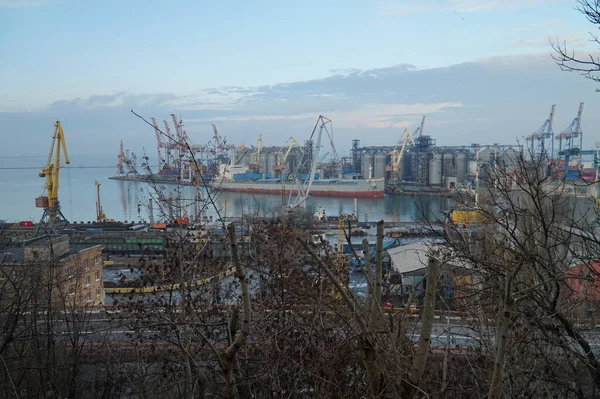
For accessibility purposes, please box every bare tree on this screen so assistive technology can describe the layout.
[552,0,600,89]
[445,148,600,397]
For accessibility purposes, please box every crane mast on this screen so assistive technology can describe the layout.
[36,120,70,224]
[289,115,329,208]
[95,181,109,222]
[212,124,222,150]
[416,115,426,138]
[171,113,189,154]
[151,117,164,168]
[275,136,300,172]
[388,128,415,184]
[115,140,125,177]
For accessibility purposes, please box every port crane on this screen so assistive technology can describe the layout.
[413,115,426,139]
[253,134,263,168]
[274,136,301,172]
[171,114,189,154]
[36,120,70,224]
[526,104,555,158]
[152,117,176,169]
[557,102,585,177]
[288,115,330,208]
[115,140,125,177]
[95,181,113,222]
[387,128,416,184]
[212,124,225,151]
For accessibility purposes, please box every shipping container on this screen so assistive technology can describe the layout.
[19,221,34,227]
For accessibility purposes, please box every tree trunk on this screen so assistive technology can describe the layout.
[489,272,514,399]
[404,255,440,397]
[223,223,251,399]
[374,220,384,308]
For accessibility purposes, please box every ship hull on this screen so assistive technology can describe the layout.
[212,179,385,198]
[109,175,385,198]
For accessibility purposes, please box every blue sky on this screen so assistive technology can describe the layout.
[0,0,599,159]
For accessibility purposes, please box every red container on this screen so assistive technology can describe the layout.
[19,221,34,227]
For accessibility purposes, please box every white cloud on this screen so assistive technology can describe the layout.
[511,33,590,49]
[184,102,462,129]
[377,0,569,16]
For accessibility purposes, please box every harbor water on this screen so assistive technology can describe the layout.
[0,155,451,223]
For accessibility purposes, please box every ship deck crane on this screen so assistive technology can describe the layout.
[36,120,70,224]
[388,128,415,184]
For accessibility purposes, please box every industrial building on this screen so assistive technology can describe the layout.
[112,103,597,200]
[352,103,597,194]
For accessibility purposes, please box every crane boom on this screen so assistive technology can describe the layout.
[276,136,301,171]
[36,120,70,224]
[575,102,584,133]
[388,128,415,184]
[417,115,426,138]
[212,124,222,149]
[289,115,329,208]
[171,113,189,153]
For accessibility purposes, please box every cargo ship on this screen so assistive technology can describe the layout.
[212,165,385,198]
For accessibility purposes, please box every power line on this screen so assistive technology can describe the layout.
[0,166,116,170]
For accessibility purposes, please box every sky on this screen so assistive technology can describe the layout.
[1,0,599,161]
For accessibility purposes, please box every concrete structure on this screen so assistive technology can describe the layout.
[361,153,374,179]
[428,153,443,186]
[0,235,104,308]
[374,152,388,180]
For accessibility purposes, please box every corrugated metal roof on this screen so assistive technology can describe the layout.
[388,242,433,274]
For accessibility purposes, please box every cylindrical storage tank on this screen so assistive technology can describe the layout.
[267,152,277,175]
[374,152,387,179]
[468,160,478,177]
[455,152,468,182]
[442,152,454,177]
[402,151,412,181]
[502,148,519,169]
[361,153,374,179]
[259,152,268,174]
[428,153,442,186]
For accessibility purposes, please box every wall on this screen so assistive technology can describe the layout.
[59,246,104,307]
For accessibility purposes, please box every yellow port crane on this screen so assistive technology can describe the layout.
[274,136,300,173]
[36,120,70,224]
[388,128,415,184]
[95,181,114,222]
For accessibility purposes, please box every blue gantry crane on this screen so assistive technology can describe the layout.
[526,104,555,159]
[557,103,585,180]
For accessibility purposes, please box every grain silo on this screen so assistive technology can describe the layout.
[361,153,374,179]
[374,152,388,179]
[442,152,455,177]
[259,152,268,174]
[428,153,443,186]
[455,152,468,182]
[267,152,277,175]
